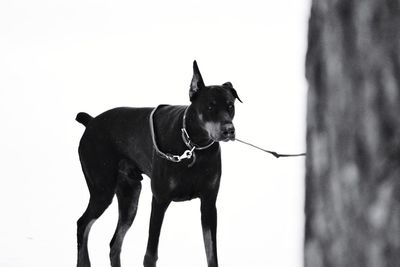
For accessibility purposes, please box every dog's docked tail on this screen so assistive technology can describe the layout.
[76,112,93,127]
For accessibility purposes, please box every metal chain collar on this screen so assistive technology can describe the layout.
[149,105,214,165]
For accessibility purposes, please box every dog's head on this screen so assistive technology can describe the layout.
[189,60,242,142]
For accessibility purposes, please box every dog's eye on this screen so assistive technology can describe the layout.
[208,102,216,111]
[228,104,234,110]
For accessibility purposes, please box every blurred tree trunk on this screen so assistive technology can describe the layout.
[305,0,400,266]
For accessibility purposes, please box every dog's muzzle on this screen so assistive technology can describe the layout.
[204,121,236,142]
[220,123,235,141]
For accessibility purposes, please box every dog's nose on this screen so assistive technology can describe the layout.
[221,123,235,140]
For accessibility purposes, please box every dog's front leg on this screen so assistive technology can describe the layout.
[144,196,170,267]
[201,197,218,267]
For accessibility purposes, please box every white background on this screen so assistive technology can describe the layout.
[0,0,309,266]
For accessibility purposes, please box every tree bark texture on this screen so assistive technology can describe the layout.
[305,0,400,266]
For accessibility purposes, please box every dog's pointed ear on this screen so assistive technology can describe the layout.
[223,82,243,103]
[190,60,205,101]
[223,82,233,88]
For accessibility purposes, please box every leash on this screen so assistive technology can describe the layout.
[235,138,306,158]
[149,105,214,166]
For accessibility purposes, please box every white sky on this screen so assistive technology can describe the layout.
[0,0,310,266]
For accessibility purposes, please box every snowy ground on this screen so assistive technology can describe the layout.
[0,0,309,266]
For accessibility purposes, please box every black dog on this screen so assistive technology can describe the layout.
[76,61,241,267]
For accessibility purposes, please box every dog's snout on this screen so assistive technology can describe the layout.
[221,123,235,140]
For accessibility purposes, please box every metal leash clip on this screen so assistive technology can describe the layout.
[168,146,196,162]
[177,146,196,161]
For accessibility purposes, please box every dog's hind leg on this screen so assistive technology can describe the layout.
[77,194,114,267]
[109,161,143,267]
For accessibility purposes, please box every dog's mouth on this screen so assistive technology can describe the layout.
[210,132,236,142]
[218,135,235,142]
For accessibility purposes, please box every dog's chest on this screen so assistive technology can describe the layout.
[166,170,220,201]
[152,155,221,201]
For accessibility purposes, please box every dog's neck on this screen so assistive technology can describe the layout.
[183,105,214,148]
